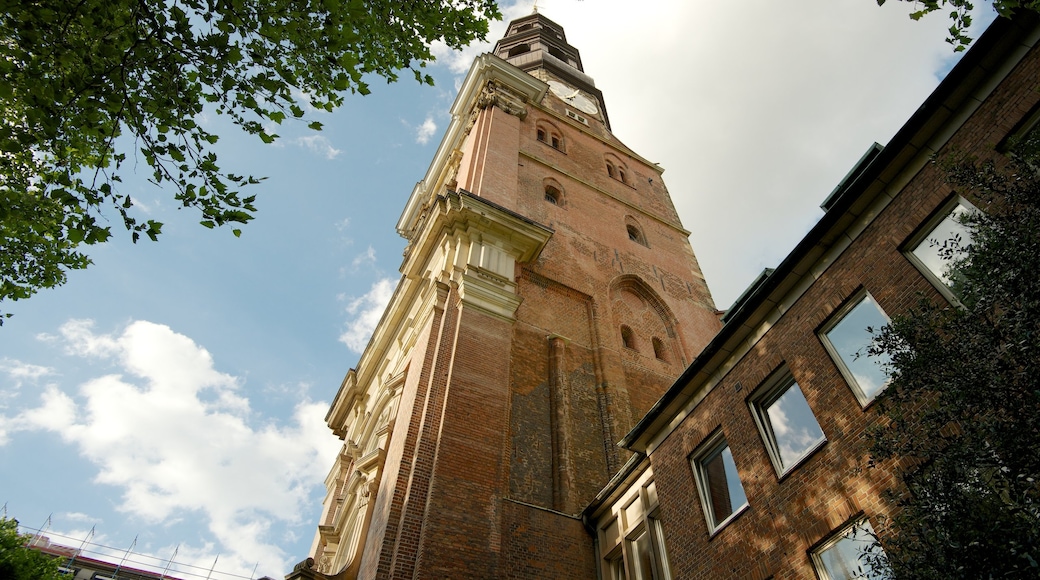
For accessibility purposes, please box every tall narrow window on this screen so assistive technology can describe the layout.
[618,169,627,183]
[537,128,546,142]
[652,337,667,361]
[750,370,826,476]
[551,135,561,149]
[820,292,891,404]
[811,519,890,580]
[620,325,636,350]
[607,163,616,178]
[692,433,749,532]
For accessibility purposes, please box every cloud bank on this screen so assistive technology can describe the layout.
[2,320,340,576]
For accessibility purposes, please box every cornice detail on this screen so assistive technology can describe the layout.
[403,190,553,321]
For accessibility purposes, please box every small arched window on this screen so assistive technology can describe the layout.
[627,225,643,244]
[536,123,564,152]
[652,337,667,361]
[606,163,615,178]
[545,186,561,205]
[620,325,636,350]
[618,169,626,183]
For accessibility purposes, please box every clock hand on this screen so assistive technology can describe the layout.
[567,89,580,99]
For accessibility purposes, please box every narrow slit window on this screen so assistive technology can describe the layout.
[652,337,666,361]
[620,325,636,350]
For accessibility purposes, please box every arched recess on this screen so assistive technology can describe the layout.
[608,275,680,361]
[543,177,566,207]
[604,153,630,184]
[535,119,565,151]
[624,215,648,247]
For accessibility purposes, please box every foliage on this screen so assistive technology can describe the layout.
[875,0,1040,50]
[867,138,1040,578]
[0,0,500,322]
[0,518,66,580]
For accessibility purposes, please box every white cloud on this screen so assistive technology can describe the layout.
[415,116,438,145]
[351,246,378,270]
[293,135,341,159]
[0,357,53,387]
[427,0,997,309]
[339,278,396,353]
[4,320,340,577]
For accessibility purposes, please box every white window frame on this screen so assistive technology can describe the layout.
[810,517,890,580]
[818,290,892,407]
[749,368,827,477]
[903,196,979,305]
[691,430,749,534]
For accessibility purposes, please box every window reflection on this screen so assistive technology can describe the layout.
[910,201,975,295]
[753,376,826,474]
[823,294,891,402]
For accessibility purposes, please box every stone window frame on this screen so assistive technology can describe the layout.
[596,468,672,580]
[748,366,827,478]
[810,517,889,580]
[690,429,750,535]
[902,195,979,305]
[817,290,892,407]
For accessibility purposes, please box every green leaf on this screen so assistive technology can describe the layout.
[308,121,323,130]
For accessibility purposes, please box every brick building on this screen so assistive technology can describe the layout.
[300,9,1040,580]
[588,11,1040,580]
[304,12,720,580]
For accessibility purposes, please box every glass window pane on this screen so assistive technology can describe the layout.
[911,203,973,290]
[824,295,891,401]
[701,443,748,526]
[817,520,889,580]
[630,529,655,580]
[765,382,825,470]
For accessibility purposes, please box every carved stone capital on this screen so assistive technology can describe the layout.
[477,80,528,119]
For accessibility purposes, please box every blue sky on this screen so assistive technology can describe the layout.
[0,0,995,577]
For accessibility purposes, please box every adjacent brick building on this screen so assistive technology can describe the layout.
[301,9,1040,580]
[590,11,1040,580]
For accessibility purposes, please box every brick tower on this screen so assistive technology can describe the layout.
[308,13,721,579]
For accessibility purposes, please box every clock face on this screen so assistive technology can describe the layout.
[547,79,599,115]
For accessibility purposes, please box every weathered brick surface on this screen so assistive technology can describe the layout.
[645,28,1040,580]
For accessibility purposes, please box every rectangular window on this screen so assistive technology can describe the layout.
[692,432,748,532]
[820,292,892,405]
[749,370,826,476]
[811,519,890,580]
[606,550,627,580]
[905,197,977,301]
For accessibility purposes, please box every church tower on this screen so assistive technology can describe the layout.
[309,13,720,579]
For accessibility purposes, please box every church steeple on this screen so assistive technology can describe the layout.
[493,13,610,129]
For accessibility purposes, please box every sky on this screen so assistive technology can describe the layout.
[0,0,998,577]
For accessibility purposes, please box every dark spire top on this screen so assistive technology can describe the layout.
[493,13,586,77]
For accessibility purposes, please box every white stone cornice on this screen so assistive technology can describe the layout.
[403,190,553,321]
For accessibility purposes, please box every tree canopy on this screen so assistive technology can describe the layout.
[867,135,1040,578]
[876,0,1040,50]
[0,0,500,322]
[0,518,65,580]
